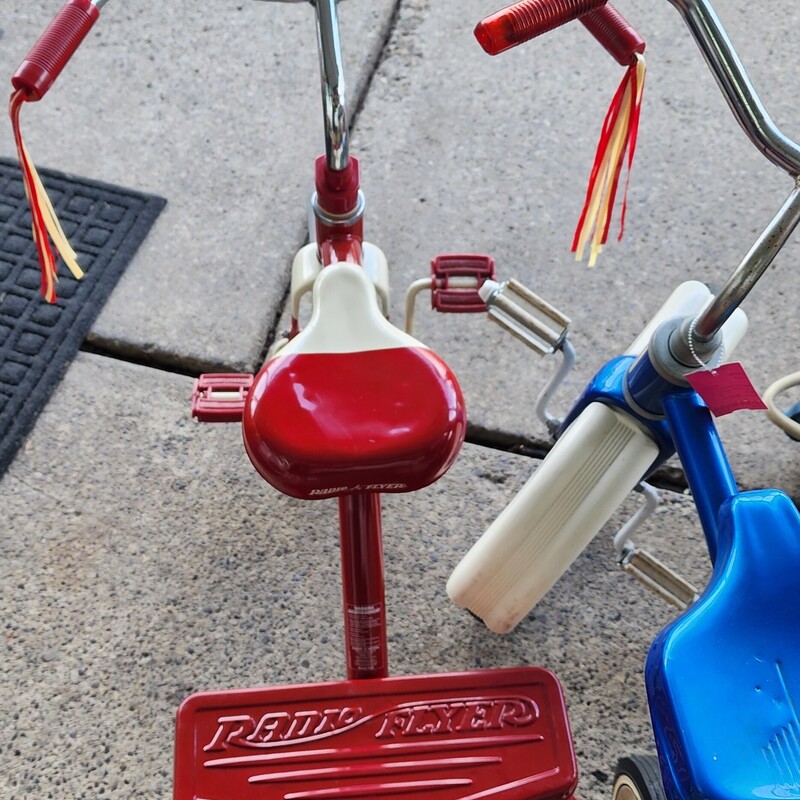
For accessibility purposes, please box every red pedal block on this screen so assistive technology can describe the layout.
[431,254,496,313]
[191,374,254,423]
[174,666,577,800]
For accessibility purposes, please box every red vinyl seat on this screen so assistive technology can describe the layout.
[242,263,466,499]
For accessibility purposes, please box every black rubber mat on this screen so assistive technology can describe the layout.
[0,157,166,475]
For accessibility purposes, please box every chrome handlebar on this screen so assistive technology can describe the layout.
[254,0,352,172]
[665,0,800,342]
[666,0,800,178]
[314,0,350,171]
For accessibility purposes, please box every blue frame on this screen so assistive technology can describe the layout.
[662,390,738,566]
[557,355,674,464]
[576,354,800,800]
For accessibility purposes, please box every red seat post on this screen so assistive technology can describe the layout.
[339,493,388,680]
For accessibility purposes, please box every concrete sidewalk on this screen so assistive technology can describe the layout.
[1,1,798,798]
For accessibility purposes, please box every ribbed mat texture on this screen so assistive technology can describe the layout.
[0,158,165,474]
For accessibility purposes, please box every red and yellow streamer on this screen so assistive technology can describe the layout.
[9,89,84,303]
[572,53,646,266]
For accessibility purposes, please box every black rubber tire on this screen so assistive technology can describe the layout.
[612,755,667,800]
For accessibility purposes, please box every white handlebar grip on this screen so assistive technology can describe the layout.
[447,402,659,633]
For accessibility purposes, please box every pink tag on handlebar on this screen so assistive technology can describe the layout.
[686,362,767,417]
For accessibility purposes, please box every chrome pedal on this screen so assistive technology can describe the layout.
[620,548,699,610]
[480,278,570,356]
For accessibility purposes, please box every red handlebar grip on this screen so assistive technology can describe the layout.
[580,4,645,65]
[12,0,100,101]
[475,0,607,56]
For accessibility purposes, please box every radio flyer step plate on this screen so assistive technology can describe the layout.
[174,666,577,800]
